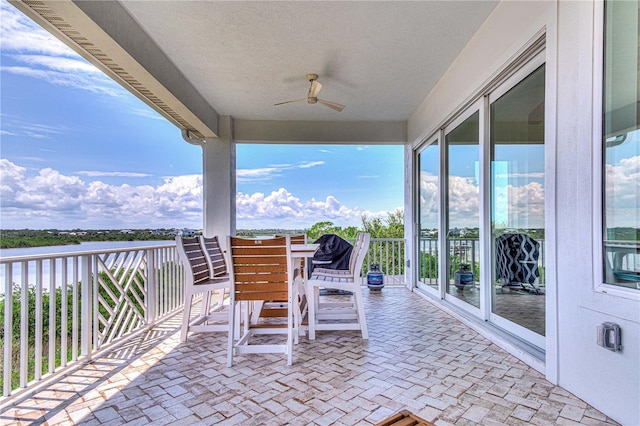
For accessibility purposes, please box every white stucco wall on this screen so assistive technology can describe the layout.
[405,1,639,424]
[555,2,639,424]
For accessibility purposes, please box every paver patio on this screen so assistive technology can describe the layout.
[0,287,618,425]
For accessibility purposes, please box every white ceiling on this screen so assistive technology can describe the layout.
[119,1,498,123]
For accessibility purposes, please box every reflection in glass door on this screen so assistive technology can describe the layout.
[446,111,480,309]
[490,64,546,339]
[418,141,439,291]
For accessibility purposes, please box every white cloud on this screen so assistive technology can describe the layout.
[0,159,393,230]
[237,161,325,183]
[236,166,284,182]
[418,171,439,228]
[418,169,546,229]
[299,161,324,168]
[0,1,121,96]
[77,171,152,178]
[236,188,390,229]
[1,65,122,97]
[0,2,73,57]
[605,155,640,228]
[0,2,150,110]
[12,54,100,74]
[0,115,70,140]
[494,172,545,179]
[0,159,26,199]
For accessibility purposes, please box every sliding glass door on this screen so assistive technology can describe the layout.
[489,63,546,345]
[445,110,481,310]
[417,138,440,292]
[414,52,546,349]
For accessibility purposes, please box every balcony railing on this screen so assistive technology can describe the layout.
[418,237,546,288]
[0,238,405,399]
[0,244,183,399]
[361,238,406,286]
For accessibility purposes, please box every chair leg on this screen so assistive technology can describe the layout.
[287,311,293,366]
[227,301,236,367]
[353,288,368,339]
[180,292,193,342]
[201,290,211,319]
[307,282,316,340]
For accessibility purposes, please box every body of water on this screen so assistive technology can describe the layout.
[1,240,175,294]
[0,240,174,258]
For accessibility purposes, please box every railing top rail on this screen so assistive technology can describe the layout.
[0,243,176,263]
[0,238,409,264]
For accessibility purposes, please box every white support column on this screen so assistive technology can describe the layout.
[203,115,236,245]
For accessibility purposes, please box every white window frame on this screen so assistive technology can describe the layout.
[592,0,640,300]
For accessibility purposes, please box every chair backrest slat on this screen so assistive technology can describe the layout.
[290,234,306,244]
[177,236,211,285]
[350,233,370,277]
[200,236,228,278]
[201,236,228,278]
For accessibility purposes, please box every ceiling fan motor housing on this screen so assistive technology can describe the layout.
[274,73,344,111]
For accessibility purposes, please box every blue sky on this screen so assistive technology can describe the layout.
[0,1,403,230]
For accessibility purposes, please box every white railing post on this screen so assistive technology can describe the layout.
[4,264,13,396]
[80,255,92,359]
[34,260,43,381]
[146,249,157,324]
[92,255,99,350]
[48,259,56,374]
[19,261,28,389]
[61,257,68,368]
[72,257,79,362]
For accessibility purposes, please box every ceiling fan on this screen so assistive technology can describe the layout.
[274,73,345,112]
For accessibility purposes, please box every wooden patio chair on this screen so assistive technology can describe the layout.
[305,233,371,340]
[253,234,307,328]
[227,236,296,366]
[176,235,231,342]
[199,235,230,315]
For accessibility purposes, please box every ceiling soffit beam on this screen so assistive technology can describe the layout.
[233,120,407,144]
[11,0,219,139]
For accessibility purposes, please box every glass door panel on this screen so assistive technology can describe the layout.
[602,0,640,290]
[446,111,480,308]
[418,141,439,291]
[490,64,546,338]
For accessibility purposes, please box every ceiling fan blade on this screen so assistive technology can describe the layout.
[309,80,323,98]
[274,98,307,106]
[318,99,345,112]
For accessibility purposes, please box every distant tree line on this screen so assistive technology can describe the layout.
[1,211,407,249]
[0,229,176,249]
[306,210,404,241]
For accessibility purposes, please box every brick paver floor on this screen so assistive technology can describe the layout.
[0,287,618,425]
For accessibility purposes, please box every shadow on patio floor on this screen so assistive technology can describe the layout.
[0,288,618,425]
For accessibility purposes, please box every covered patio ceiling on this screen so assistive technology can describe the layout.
[11,0,498,140]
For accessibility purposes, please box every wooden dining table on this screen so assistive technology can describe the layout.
[249,242,319,342]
